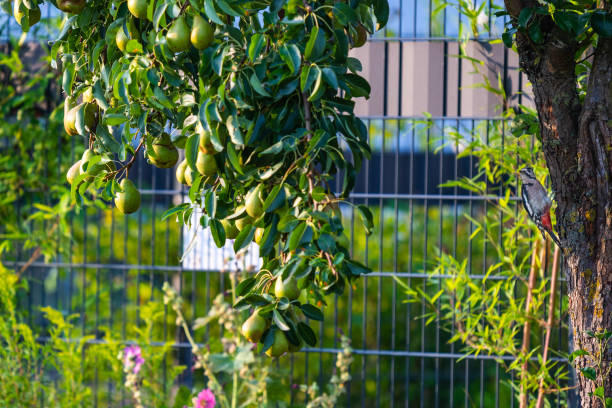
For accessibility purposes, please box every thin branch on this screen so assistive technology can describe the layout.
[535,245,561,408]
[106,137,144,181]
[519,238,544,408]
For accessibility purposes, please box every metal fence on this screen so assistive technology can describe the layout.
[3,1,572,407]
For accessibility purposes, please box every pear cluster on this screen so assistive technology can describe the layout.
[116,0,214,54]
[240,278,305,358]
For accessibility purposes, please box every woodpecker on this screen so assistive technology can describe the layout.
[519,167,561,247]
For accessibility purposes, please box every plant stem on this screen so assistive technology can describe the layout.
[519,238,543,408]
[230,271,238,408]
[535,245,561,408]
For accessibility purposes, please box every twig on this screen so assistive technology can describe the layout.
[535,245,561,408]
[16,221,61,280]
[519,238,544,408]
[106,138,144,181]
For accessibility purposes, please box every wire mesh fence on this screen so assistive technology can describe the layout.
[2,1,573,407]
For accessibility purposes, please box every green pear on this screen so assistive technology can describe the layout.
[115,178,141,214]
[176,159,188,185]
[274,276,300,300]
[127,0,147,19]
[66,160,82,184]
[245,184,264,218]
[82,87,94,103]
[235,215,252,231]
[221,219,239,239]
[64,104,78,136]
[65,103,98,135]
[116,27,129,52]
[190,15,213,50]
[196,152,217,177]
[56,0,86,13]
[184,165,193,186]
[254,227,265,245]
[147,133,179,168]
[166,16,190,53]
[196,122,215,154]
[241,311,267,343]
[265,331,289,357]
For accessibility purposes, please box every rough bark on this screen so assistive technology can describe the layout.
[504,1,612,407]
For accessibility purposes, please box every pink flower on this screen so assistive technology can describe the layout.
[193,388,215,408]
[123,345,145,374]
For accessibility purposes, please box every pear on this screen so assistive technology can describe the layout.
[176,159,188,185]
[196,152,217,177]
[274,276,300,300]
[352,24,368,48]
[66,160,82,184]
[56,0,86,14]
[265,331,289,357]
[115,178,141,214]
[221,219,240,239]
[79,149,115,181]
[82,87,94,103]
[254,227,265,245]
[64,104,78,136]
[147,133,179,168]
[190,15,213,50]
[166,16,190,53]
[245,184,264,218]
[196,122,215,154]
[65,102,98,135]
[127,0,147,19]
[184,165,193,186]
[235,215,252,231]
[116,27,129,52]
[241,311,267,343]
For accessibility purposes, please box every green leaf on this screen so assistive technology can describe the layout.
[300,304,324,321]
[288,222,307,251]
[321,67,338,89]
[279,44,301,76]
[308,65,324,102]
[249,72,271,97]
[185,132,200,171]
[373,0,389,27]
[297,322,317,346]
[357,204,373,235]
[262,184,284,212]
[204,0,224,25]
[226,115,244,147]
[248,33,265,63]
[304,26,326,61]
[273,309,290,331]
[236,277,257,296]
[581,367,597,381]
[204,190,217,218]
[161,203,190,221]
[209,219,226,248]
[518,7,533,28]
[226,142,244,175]
[333,3,358,25]
[591,11,612,38]
[234,225,255,253]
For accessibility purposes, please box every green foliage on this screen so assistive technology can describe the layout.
[0,40,75,263]
[7,0,390,351]
[571,330,612,407]
[0,265,112,407]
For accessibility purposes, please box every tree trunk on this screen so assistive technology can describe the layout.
[504,1,612,406]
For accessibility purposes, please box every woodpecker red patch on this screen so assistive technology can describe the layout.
[541,212,552,231]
